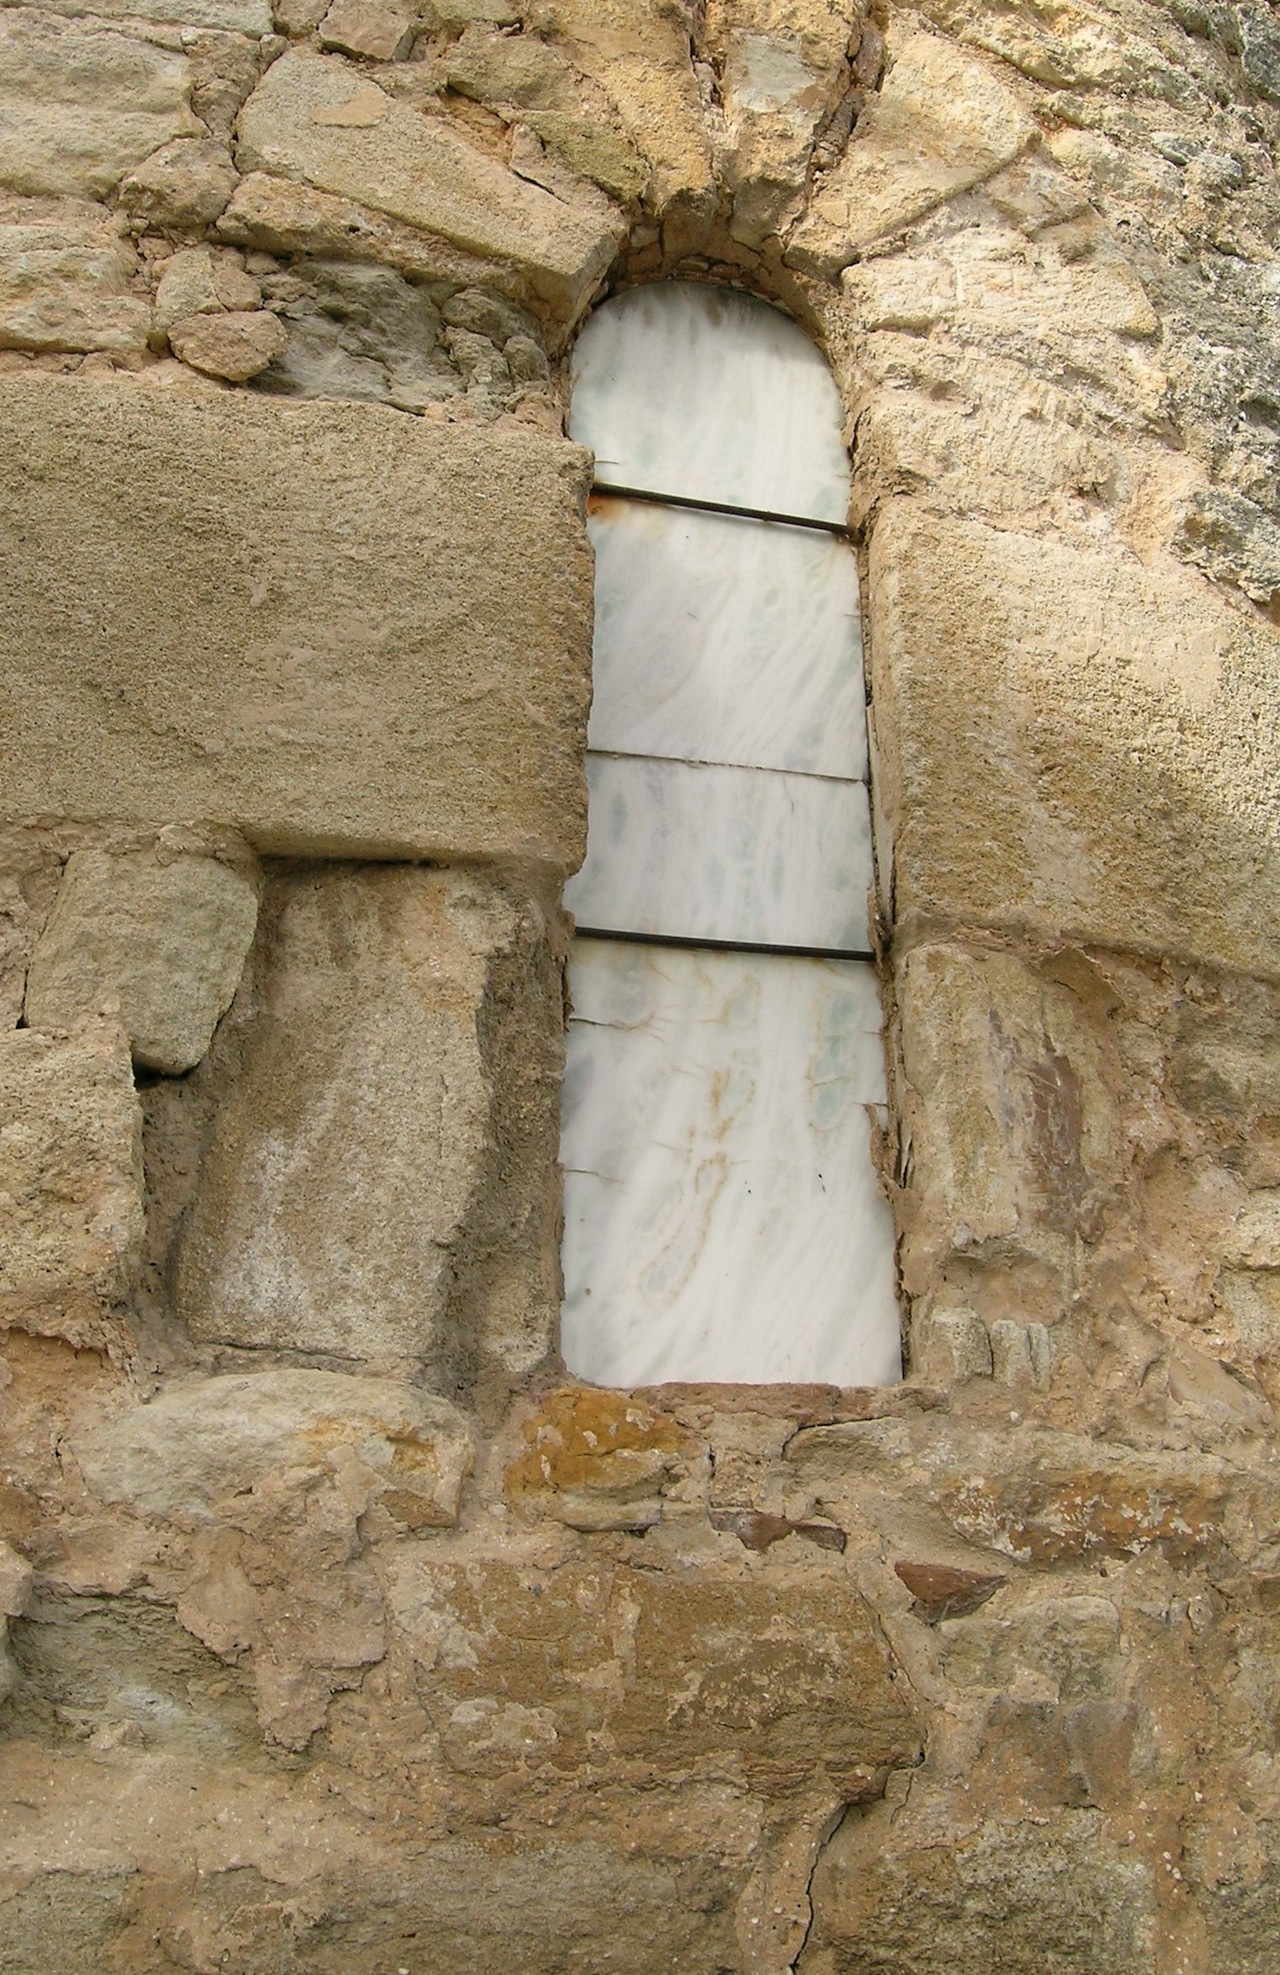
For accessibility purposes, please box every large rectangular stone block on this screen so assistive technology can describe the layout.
[0,374,593,873]
[869,504,1280,978]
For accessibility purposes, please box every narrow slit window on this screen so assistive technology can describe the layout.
[559,282,900,1389]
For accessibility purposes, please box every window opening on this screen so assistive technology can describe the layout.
[559,282,900,1388]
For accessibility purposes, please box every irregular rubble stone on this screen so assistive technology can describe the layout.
[71,1369,473,1527]
[787,33,1036,272]
[0,1539,34,1704]
[151,242,224,333]
[938,1593,1121,1701]
[319,0,415,59]
[869,506,1280,977]
[236,53,622,321]
[0,1020,143,1348]
[24,844,259,1076]
[118,138,240,233]
[910,1306,994,1383]
[0,12,202,201]
[167,305,288,378]
[0,373,593,869]
[0,216,150,355]
[504,1386,707,1529]
[175,867,561,1379]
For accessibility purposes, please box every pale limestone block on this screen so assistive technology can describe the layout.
[0,218,149,356]
[0,13,202,202]
[869,507,1280,977]
[0,1020,143,1347]
[1224,1190,1280,1267]
[175,868,547,1370]
[235,53,621,320]
[319,0,416,60]
[786,33,1035,271]
[71,1370,473,1527]
[842,257,957,333]
[912,1308,993,1384]
[25,847,258,1076]
[119,139,240,233]
[0,374,592,871]
[714,28,844,248]
[897,944,1120,1287]
[1216,1269,1280,1356]
[1026,1322,1052,1390]
[168,307,287,379]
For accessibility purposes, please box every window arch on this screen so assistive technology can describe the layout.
[559,282,900,1389]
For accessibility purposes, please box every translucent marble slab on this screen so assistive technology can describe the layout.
[564,754,875,952]
[560,940,901,1388]
[570,283,851,525]
[587,499,866,780]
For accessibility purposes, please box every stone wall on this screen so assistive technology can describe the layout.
[3,0,1280,1968]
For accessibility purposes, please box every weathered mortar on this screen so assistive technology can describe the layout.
[3,0,1280,1968]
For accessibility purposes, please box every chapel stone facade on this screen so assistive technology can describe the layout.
[3,0,1280,1969]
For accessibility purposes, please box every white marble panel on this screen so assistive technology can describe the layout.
[587,499,866,779]
[560,940,901,1388]
[570,283,850,525]
[564,755,875,952]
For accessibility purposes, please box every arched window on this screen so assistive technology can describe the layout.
[559,282,900,1389]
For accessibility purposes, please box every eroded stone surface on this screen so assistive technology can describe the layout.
[0,215,150,355]
[0,373,593,870]
[0,1019,143,1348]
[25,844,259,1074]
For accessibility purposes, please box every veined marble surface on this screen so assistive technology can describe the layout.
[586,499,867,779]
[560,939,901,1388]
[571,283,851,525]
[564,753,875,952]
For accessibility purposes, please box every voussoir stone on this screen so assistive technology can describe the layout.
[24,845,259,1076]
[71,1370,473,1526]
[786,32,1035,272]
[0,1019,143,1348]
[0,373,592,870]
[235,53,622,321]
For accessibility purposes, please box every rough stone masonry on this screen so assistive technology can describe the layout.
[3,0,1280,1969]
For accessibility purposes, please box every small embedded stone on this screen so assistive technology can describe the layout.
[168,306,288,380]
[709,1508,847,1554]
[895,1560,1007,1624]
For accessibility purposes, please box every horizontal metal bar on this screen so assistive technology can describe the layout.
[589,482,851,539]
[571,925,876,963]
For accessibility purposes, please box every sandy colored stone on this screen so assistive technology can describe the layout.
[175,867,562,1379]
[910,1306,994,1383]
[18,0,270,30]
[0,12,201,202]
[896,942,1122,1295]
[384,1554,921,1793]
[505,1387,707,1530]
[72,1369,473,1527]
[236,53,621,320]
[0,1019,143,1348]
[151,243,223,333]
[869,506,1280,978]
[168,306,287,379]
[537,0,714,214]
[319,0,415,59]
[0,373,592,869]
[119,138,240,232]
[24,845,258,1075]
[0,216,150,356]
[787,32,1036,271]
